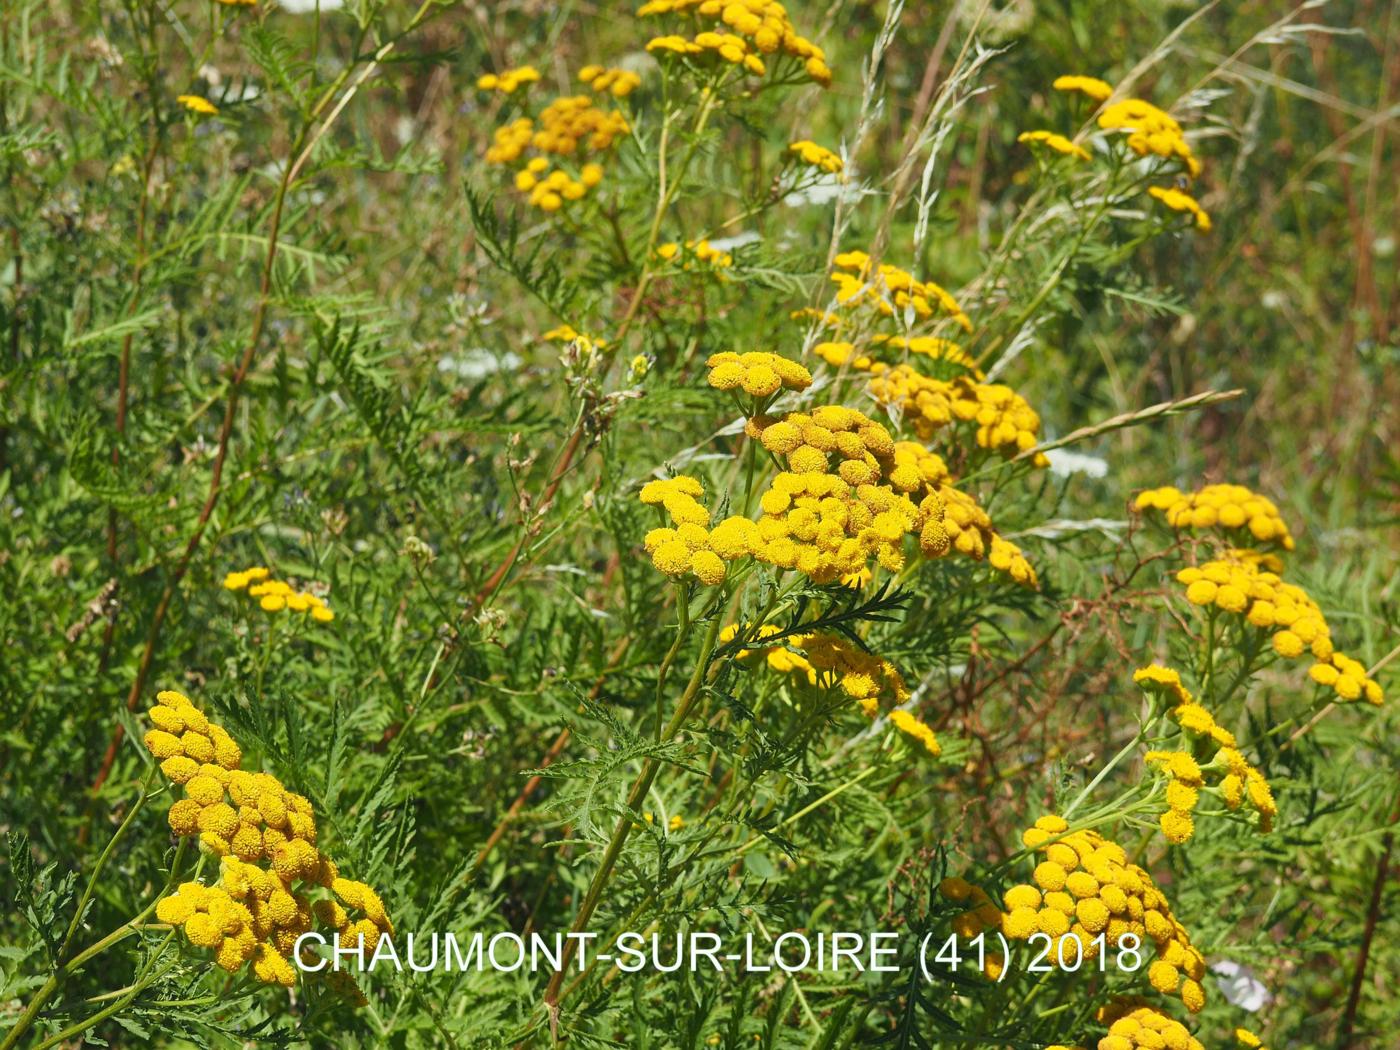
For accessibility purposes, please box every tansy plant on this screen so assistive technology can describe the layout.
[1,2,1394,1048]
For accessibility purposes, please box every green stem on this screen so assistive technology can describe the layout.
[606,78,724,356]
[1211,638,1267,712]
[58,765,159,962]
[1061,707,1162,819]
[31,930,178,1050]
[541,613,725,1021]
[732,765,879,858]
[654,585,692,740]
[1200,608,1218,697]
[742,430,759,514]
[1,838,190,1050]
[254,605,285,703]
[974,150,1130,370]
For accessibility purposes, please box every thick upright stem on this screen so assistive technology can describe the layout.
[540,614,724,1029]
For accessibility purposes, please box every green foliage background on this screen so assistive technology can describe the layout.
[1,0,1396,1047]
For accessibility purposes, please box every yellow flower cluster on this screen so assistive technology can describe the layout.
[535,93,628,152]
[1134,665,1230,749]
[811,335,1042,463]
[1309,651,1384,705]
[886,442,1037,587]
[178,94,218,116]
[1040,76,1210,232]
[866,365,1048,464]
[1134,664,1278,834]
[638,0,832,86]
[748,466,935,580]
[728,627,911,713]
[1177,552,1333,660]
[830,250,972,332]
[143,690,390,995]
[657,238,734,270]
[938,876,1006,947]
[814,335,982,377]
[1018,129,1090,161]
[1133,666,1280,832]
[810,341,879,373]
[310,878,393,983]
[223,567,334,621]
[1142,749,1203,844]
[1217,745,1277,830]
[1136,666,1282,828]
[888,708,941,756]
[484,92,628,210]
[1095,1006,1204,1050]
[1097,96,1210,230]
[543,324,608,349]
[1053,74,1113,102]
[813,337,1047,548]
[788,139,843,175]
[1161,542,1387,704]
[1003,816,1208,1013]
[1148,186,1211,232]
[514,158,605,211]
[646,31,768,77]
[644,343,1038,593]
[1176,550,1385,704]
[641,475,757,586]
[872,334,980,371]
[578,64,641,97]
[884,440,953,496]
[1134,483,1294,550]
[640,402,962,590]
[476,65,541,94]
[156,879,290,983]
[706,350,812,398]
[1099,98,1202,178]
[1235,1028,1269,1050]
[749,404,895,485]
[485,118,535,164]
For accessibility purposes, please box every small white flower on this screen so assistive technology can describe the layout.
[783,172,849,207]
[706,231,761,253]
[1211,959,1272,1011]
[279,0,344,13]
[1044,447,1108,478]
[437,348,521,379]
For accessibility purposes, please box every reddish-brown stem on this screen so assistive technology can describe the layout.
[0,227,18,474]
[472,729,572,870]
[1337,799,1397,1048]
[870,5,958,261]
[471,422,587,610]
[465,634,630,879]
[464,160,666,622]
[93,142,160,690]
[1305,14,1385,348]
[372,424,595,752]
[88,157,297,798]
